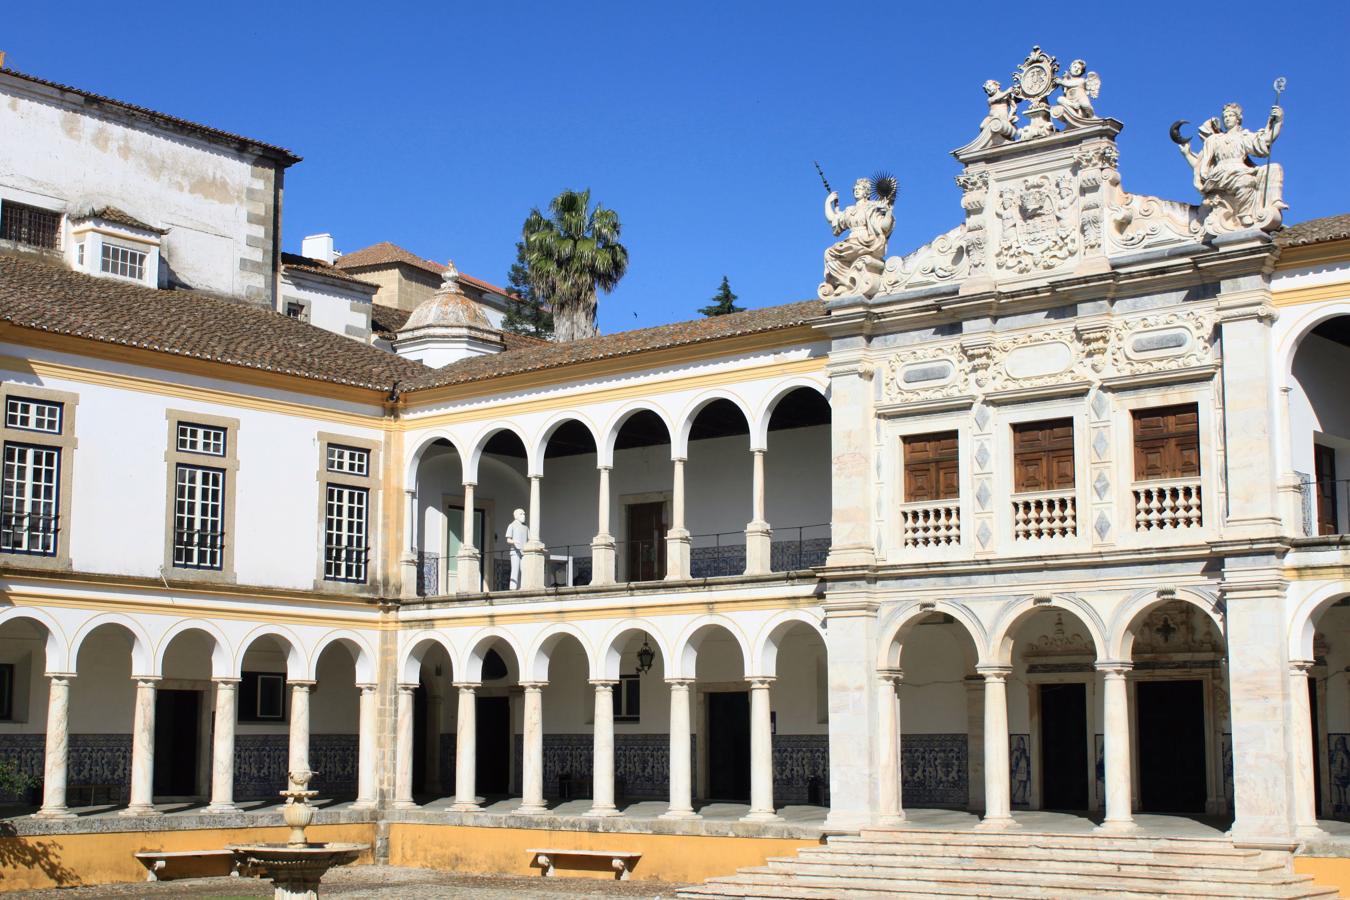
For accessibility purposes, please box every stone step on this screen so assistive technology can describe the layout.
[813,837,1273,867]
[846,826,1244,853]
[770,848,1285,878]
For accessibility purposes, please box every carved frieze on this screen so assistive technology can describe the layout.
[1132,600,1221,656]
[993,174,1079,274]
[878,225,970,294]
[1110,310,1216,375]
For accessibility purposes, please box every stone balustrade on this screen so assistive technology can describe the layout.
[1011,490,1077,540]
[900,500,962,547]
[1133,479,1203,531]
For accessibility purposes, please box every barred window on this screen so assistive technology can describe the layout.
[324,484,368,583]
[177,423,226,456]
[0,201,61,250]
[326,445,369,477]
[5,398,62,434]
[100,243,146,280]
[2,442,60,556]
[173,465,224,569]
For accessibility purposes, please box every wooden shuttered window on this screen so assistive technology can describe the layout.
[903,432,959,502]
[1132,404,1200,481]
[1012,419,1075,493]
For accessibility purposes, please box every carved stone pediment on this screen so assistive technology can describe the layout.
[1132,600,1221,656]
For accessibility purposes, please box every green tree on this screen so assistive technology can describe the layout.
[501,240,554,339]
[523,189,628,342]
[698,276,744,317]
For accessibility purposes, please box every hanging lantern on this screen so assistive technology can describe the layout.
[635,634,655,675]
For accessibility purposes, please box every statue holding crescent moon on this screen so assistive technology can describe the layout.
[1171,98,1286,236]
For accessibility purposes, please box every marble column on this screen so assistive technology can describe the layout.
[206,678,238,812]
[36,674,74,818]
[585,680,621,816]
[591,466,616,585]
[393,683,417,808]
[877,670,904,825]
[665,458,691,580]
[519,682,547,814]
[1096,662,1137,831]
[451,683,479,811]
[287,681,313,784]
[661,679,698,819]
[456,482,481,593]
[745,448,772,575]
[122,677,159,816]
[355,683,378,809]
[976,666,1016,829]
[522,474,546,589]
[402,487,419,599]
[1290,660,1323,838]
[743,677,780,822]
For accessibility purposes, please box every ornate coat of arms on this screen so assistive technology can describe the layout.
[994,174,1078,273]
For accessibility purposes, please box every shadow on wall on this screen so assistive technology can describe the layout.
[0,823,81,887]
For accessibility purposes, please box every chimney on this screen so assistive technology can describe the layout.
[301,233,336,264]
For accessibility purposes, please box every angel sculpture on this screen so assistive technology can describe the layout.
[819,174,897,301]
[1051,59,1101,128]
[956,80,1020,154]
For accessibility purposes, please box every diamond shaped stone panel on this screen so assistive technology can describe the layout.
[1094,471,1110,500]
[1095,510,1111,540]
[1092,429,1109,460]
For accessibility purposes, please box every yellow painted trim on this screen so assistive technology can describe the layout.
[402,354,828,431]
[402,326,825,409]
[1272,282,1350,308]
[1276,239,1350,270]
[4,592,388,630]
[405,592,820,630]
[1293,856,1350,897]
[388,822,818,884]
[1285,564,1350,581]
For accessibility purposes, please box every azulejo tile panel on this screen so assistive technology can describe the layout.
[1329,733,1350,820]
[234,733,287,800]
[773,734,829,804]
[510,734,699,800]
[68,734,131,799]
[309,734,357,797]
[1010,733,1031,808]
[901,733,968,808]
[0,733,44,801]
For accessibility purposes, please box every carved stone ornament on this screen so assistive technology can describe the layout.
[1131,600,1221,656]
[994,174,1079,274]
[1109,310,1216,376]
[1172,100,1287,236]
[956,46,1106,154]
[879,225,969,294]
[819,177,896,300]
[1022,613,1094,658]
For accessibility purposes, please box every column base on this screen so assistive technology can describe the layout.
[391,799,420,810]
[974,814,1020,831]
[740,810,782,823]
[34,807,74,819]
[876,813,907,827]
[659,809,701,820]
[119,804,159,817]
[456,549,482,594]
[516,802,548,815]
[664,530,691,581]
[1095,818,1141,833]
[204,802,239,814]
[744,522,772,576]
[1296,825,1329,841]
[350,800,378,812]
[590,536,616,586]
[583,805,623,818]
[521,545,547,590]
[449,801,480,812]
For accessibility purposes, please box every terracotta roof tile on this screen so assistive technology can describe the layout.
[370,304,411,340]
[335,242,511,297]
[75,206,165,234]
[0,253,428,390]
[1276,213,1350,249]
[400,300,825,393]
[1,67,300,166]
[281,252,378,289]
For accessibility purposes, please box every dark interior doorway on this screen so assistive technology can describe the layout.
[1039,682,1088,810]
[626,501,667,581]
[412,683,427,793]
[476,696,511,796]
[707,691,751,802]
[1311,675,1324,818]
[1137,679,1207,813]
[153,689,200,797]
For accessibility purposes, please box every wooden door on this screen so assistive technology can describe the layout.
[626,501,666,581]
[1315,444,1338,535]
[1133,405,1200,481]
[903,432,959,501]
[1012,420,1075,493]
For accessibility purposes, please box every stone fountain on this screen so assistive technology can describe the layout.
[229,770,368,900]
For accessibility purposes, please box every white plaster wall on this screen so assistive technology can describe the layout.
[69,628,135,733]
[1289,332,1350,480]
[0,620,48,733]
[310,647,359,734]
[280,273,373,343]
[1319,605,1350,736]
[900,625,975,734]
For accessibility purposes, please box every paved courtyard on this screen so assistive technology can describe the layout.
[2,865,688,899]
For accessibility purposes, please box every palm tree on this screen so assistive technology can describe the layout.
[522,189,628,342]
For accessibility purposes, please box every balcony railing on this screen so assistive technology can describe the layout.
[1012,490,1076,540]
[0,511,60,555]
[900,499,961,547]
[1299,475,1350,537]
[1133,479,1203,531]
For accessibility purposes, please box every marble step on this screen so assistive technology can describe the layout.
[816,836,1273,867]
[845,827,1244,852]
[769,848,1285,878]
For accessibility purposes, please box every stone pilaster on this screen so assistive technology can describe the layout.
[822,594,880,829]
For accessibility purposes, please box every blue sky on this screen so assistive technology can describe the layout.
[6,2,1349,332]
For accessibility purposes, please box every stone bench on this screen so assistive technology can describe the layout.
[134,849,240,882]
[527,848,642,880]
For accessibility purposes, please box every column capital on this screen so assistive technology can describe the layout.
[1290,659,1317,676]
[745,676,776,688]
[396,682,419,693]
[1094,660,1133,677]
[44,672,76,682]
[596,463,612,472]
[132,675,162,686]
[452,681,480,691]
[357,682,378,693]
[212,677,241,687]
[288,679,316,690]
[975,665,1013,681]
[405,487,416,497]
[877,668,904,685]
[589,678,619,689]
[519,680,548,691]
[665,677,696,688]
[461,480,477,488]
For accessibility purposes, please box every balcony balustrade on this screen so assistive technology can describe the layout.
[1133,479,1203,531]
[900,500,961,548]
[1012,490,1077,541]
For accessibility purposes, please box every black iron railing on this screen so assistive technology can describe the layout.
[0,511,59,555]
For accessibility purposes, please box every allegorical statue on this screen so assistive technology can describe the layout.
[1051,59,1101,127]
[819,175,896,300]
[1172,100,1286,235]
[505,507,528,590]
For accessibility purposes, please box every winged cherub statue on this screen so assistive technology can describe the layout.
[1051,59,1101,127]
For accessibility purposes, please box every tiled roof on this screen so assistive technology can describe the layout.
[75,206,166,234]
[335,242,512,297]
[281,252,378,290]
[1,67,300,166]
[370,304,411,340]
[0,253,428,390]
[1276,213,1350,249]
[401,300,825,392]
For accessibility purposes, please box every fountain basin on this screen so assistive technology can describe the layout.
[229,842,368,900]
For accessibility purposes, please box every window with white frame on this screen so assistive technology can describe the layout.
[5,398,62,434]
[176,423,226,456]
[326,445,369,477]
[613,673,641,722]
[173,464,224,569]
[2,442,60,556]
[100,242,147,281]
[324,484,369,583]
[285,301,307,320]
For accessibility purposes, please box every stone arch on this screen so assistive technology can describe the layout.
[461,627,526,684]
[1278,300,1350,380]
[154,619,232,679]
[406,430,470,486]
[988,594,1108,666]
[530,412,602,478]
[399,631,458,685]
[69,612,154,677]
[752,609,826,677]
[1289,583,1349,661]
[669,614,752,680]
[1109,587,1225,660]
[673,391,755,459]
[234,624,306,680]
[466,423,534,483]
[524,623,594,683]
[596,619,674,681]
[751,378,830,451]
[876,600,990,670]
[600,402,676,467]
[307,629,377,683]
[0,606,70,674]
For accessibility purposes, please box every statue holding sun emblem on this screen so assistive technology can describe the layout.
[819,172,898,301]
